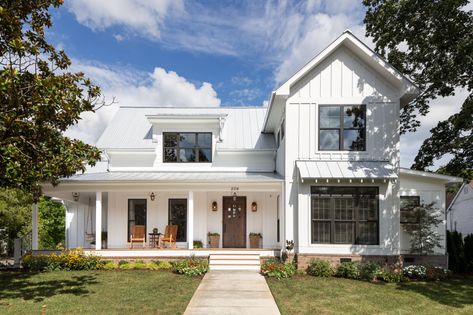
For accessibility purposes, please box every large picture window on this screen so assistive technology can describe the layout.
[128,199,147,242]
[168,199,187,242]
[311,187,378,245]
[318,105,366,151]
[400,196,420,224]
[163,132,212,163]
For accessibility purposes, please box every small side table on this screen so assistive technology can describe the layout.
[148,233,162,248]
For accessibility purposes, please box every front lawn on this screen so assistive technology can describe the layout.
[0,270,201,315]
[267,275,473,314]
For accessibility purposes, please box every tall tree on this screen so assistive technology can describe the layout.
[363,0,473,177]
[0,0,102,200]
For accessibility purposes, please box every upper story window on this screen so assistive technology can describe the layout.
[163,132,212,163]
[318,105,366,151]
[400,196,420,224]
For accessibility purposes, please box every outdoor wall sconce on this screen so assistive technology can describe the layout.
[212,201,218,211]
[150,192,156,201]
[251,202,257,212]
[72,192,80,202]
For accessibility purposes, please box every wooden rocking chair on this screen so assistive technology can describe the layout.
[130,225,146,248]
[159,225,178,248]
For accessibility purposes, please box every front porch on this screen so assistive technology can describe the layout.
[40,178,284,254]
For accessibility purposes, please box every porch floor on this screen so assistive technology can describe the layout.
[83,248,280,258]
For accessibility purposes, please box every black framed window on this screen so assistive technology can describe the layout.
[169,199,187,242]
[311,187,378,245]
[163,132,212,163]
[128,199,147,242]
[400,196,421,224]
[318,105,366,151]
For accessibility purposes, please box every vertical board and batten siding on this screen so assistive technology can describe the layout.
[283,45,401,255]
[399,174,447,255]
[448,184,473,235]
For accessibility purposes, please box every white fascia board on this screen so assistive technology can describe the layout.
[400,168,464,183]
[275,30,418,98]
[146,114,227,125]
[105,148,155,155]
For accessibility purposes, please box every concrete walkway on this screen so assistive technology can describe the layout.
[183,270,281,315]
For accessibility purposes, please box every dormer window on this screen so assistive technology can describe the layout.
[163,132,212,163]
[318,105,366,151]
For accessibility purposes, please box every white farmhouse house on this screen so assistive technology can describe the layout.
[447,181,473,236]
[40,31,462,269]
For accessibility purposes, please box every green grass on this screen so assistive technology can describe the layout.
[0,270,201,315]
[267,275,473,314]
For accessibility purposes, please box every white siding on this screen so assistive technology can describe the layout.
[448,184,473,235]
[399,174,447,255]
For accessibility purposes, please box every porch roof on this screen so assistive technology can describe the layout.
[59,171,284,183]
[296,161,397,180]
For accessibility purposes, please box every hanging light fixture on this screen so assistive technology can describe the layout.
[251,202,258,212]
[72,192,80,202]
[212,201,218,211]
[150,192,156,201]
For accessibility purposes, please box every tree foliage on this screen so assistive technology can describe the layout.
[403,202,443,255]
[0,0,102,199]
[363,0,473,177]
[39,196,65,249]
[0,188,31,256]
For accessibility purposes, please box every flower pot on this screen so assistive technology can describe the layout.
[209,235,220,248]
[249,235,261,248]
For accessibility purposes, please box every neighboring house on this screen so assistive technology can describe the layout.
[39,31,462,268]
[447,181,473,235]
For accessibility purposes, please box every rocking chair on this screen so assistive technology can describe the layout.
[159,225,178,248]
[130,225,146,248]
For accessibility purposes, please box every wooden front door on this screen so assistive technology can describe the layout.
[222,196,246,248]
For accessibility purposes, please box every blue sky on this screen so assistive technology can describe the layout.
[55,0,470,169]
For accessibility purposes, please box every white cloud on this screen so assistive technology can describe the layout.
[66,1,367,85]
[66,61,220,144]
[67,0,184,39]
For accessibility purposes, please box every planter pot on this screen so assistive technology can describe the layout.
[249,236,261,249]
[209,235,220,248]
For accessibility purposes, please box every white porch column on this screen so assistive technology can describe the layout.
[32,203,39,250]
[95,192,102,250]
[187,191,194,249]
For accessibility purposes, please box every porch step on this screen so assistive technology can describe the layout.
[209,254,260,271]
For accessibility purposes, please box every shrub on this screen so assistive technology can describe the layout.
[360,262,381,281]
[22,249,104,271]
[193,241,203,248]
[379,270,406,283]
[307,259,333,277]
[172,258,208,276]
[118,260,128,266]
[119,262,133,270]
[335,262,361,279]
[261,259,297,279]
[101,262,117,270]
[425,266,450,281]
[158,261,172,270]
[403,265,427,279]
[133,261,147,269]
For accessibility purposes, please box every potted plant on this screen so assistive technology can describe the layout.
[152,227,158,234]
[102,231,108,249]
[208,232,220,248]
[249,233,262,248]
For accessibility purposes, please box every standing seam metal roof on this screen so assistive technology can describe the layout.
[96,106,275,150]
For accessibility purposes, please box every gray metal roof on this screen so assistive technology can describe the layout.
[96,106,275,150]
[296,161,397,179]
[61,171,283,183]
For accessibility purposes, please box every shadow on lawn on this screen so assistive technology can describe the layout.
[396,276,473,308]
[0,272,97,302]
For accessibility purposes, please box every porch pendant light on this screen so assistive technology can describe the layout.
[150,192,156,201]
[212,201,218,211]
[251,202,257,212]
